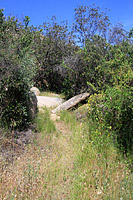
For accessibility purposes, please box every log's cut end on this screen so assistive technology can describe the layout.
[51,93,90,114]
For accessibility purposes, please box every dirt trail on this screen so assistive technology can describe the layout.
[39,98,75,199]
[44,120,75,199]
[37,96,63,107]
[0,102,75,199]
[37,95,75,198]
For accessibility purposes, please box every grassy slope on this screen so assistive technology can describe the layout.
[60,110,132,200]
[0,106,132,199]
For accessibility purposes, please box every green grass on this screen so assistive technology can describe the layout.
[60,110,133,200]
[0,106,132,200]
[35,106,56,135]
[60,110,77,128]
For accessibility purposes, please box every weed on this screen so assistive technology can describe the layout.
[0,107,132,199]
[60,110,77,130]
[59,110,133,200]
[35,106,56,135]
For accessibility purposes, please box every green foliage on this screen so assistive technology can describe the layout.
[97,42,133,90]
[0,54,37,130]
[87,40,133,154]
[59,35,109,98]
[29,4,132,100]
[88,84,133,154]
[33,16,75,92]
[86,38,133,157]
[73,4,110,46]
[24,16,30,28]
[129,28,133,38]
[104,87,132,153]
[0,9,38,131]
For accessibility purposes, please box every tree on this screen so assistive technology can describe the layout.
[108,23,128,45]
[73,4,110,46]
[33,16,76,92]
[129,28,133,38]
[97,41,133,89]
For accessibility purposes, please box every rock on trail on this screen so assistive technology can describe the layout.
[52,93,90,113]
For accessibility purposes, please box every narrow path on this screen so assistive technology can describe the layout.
[37,97,75,199]
[44,120,75,199]
[0,104,75,199]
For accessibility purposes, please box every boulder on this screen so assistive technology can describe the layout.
[52,93,90,114]
[30,87,40,96]
[28,92,38,120]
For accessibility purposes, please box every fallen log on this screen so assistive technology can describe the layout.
[52,93,90,114]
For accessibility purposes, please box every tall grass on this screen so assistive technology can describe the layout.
[35,107,56,135]
[0,108,132,199]
[0,107,57,200]
[60,110,133,200]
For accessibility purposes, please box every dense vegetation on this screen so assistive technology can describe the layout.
[0,4,132,155]
[0,4,133,199]
[0,9,38,130]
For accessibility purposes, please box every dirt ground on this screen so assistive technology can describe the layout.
[37,96,63,107]
[0,98,75,199]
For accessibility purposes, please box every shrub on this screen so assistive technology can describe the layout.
[88,85,133,153]
[0,53,37,131]
[102,86,132,153]
[87,41,133,154]
[0,10,38,131]
[97,42,133,90]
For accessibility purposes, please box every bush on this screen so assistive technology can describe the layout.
[102,86,132,153]
[88,86,133,153]
[97,42,133,90]
[87,41,133,154]
[0,53,37,131]
[0,10,38,131]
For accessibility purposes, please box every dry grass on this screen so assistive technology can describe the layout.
[39,91,65,99]
[0,109,74,200]
[0,108,132,200]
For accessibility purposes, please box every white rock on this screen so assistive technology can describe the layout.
[30,87,40,96]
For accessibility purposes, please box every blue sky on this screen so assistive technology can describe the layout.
[0,0,133,32]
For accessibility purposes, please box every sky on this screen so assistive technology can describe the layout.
[0,0,133,32]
